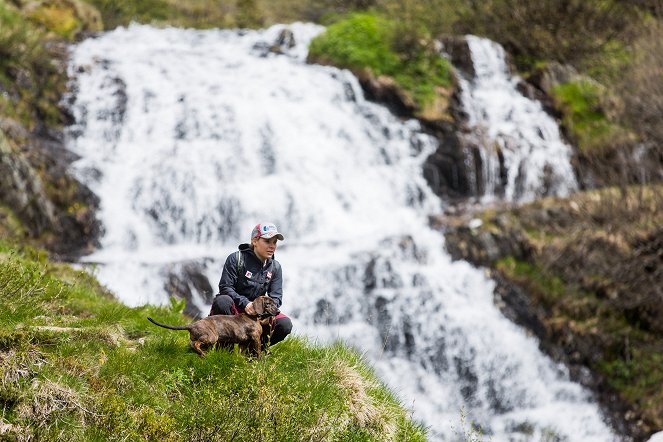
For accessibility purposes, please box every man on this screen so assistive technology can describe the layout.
[210,222,292,349]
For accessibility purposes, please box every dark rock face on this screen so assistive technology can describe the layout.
[422,37,500,202]
[357,72,418,118]
[0,128,56,236]
[442,217,534,267]
[421,115,477,201]
[1,121,101,260]
[574,142,663,190]
[164,261,215,318]
[440,36,474,78]
[31,124,102,260]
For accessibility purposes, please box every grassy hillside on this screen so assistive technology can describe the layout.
[442,185,663,437]
[0,241,426,441]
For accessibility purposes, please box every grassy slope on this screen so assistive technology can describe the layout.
[444,185,663,435]
[0,241,426,441]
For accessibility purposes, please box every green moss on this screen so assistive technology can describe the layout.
[496,256,566,307]
[28,4,80,38]
[308,13,401,75]
[552,80,631,152]
[599,350,663,402]
[308,12,453,113]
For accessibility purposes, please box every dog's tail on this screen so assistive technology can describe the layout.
[147,317,191,331]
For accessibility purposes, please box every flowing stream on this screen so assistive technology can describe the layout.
[66,23,618,441]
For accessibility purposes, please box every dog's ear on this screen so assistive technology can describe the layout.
[253,296,266,315]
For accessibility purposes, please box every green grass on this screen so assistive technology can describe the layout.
[308,14,401,76]
[308,12,453,115]
[0,243,426,441]
[552,80,631,152]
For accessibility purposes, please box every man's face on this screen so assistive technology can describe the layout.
[252,236,278,261]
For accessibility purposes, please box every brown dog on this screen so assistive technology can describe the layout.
[148,295,279,358]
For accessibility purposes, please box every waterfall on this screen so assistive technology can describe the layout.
[458,36,578,202]
[66,23,617,441]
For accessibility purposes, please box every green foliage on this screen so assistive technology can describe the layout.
[308,13,400,74]
[168,296,186,314]
[599,350,663,404]
[496,256,567,307]
[0,1,67,129]
[552,80,631,152]
[308,12,452,112]
[0,242,426,441]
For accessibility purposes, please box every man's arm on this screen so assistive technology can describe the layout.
[267,261,283,308]
[218,253,251,309]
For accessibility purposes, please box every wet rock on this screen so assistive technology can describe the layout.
[0,129,56,236]
[164,261,215,318]
[252,28,296,57]
[439,35,474,78]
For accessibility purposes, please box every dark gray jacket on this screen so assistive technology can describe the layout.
[218,243,283,309]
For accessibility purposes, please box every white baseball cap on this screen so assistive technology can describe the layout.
[251,222,284,240]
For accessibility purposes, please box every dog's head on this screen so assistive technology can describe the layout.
[253,295,279,317]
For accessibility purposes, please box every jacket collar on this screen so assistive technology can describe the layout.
[238,243,273,266]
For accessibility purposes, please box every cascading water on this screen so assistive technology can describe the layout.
[66,23,618,441]
[457,36,578,202]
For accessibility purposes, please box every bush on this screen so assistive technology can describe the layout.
[552,80,632,152]
[308,12,452,112]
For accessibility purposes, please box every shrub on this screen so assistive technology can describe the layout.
[552,80,632,152]
[308,12,452,113]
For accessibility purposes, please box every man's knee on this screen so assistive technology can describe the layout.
[210,294,234,315]
[270,317,292,345]
[275,317,292,335]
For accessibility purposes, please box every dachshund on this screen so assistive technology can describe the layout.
[148,295,279,358]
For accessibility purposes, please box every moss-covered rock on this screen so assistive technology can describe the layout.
[307,13,455,123]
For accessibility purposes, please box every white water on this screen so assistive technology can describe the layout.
[66,24,618,441]
[458,36,578,202]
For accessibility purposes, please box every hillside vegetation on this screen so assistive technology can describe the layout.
[442,185,663,438]
[0,241,426,441]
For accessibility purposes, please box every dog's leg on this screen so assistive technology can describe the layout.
[191,341,206,356]
[248,336,262,359]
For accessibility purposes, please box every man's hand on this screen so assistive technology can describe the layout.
[245,302,256,315]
